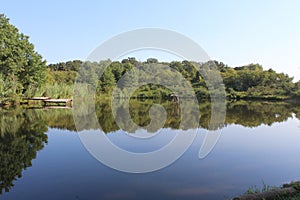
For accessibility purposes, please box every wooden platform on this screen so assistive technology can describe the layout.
[43,106,72,109]
[25,97,72,106]
[30,97,50,100]
[43,99,72,104]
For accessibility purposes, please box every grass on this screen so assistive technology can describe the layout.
[34,83,73,99]
[239,181,300,200]
[276,182,300,200]
[275,193,300,200]
[246,182,278,194]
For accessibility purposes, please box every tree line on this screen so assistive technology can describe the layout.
[45,58,300,100]
[1,14,300,103]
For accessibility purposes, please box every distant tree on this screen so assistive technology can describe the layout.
[0,14,46,94]
[182,60,198,81]
[121,57,138,67]
[66,60,82,71]
[110,61,123,81]
[47,60,83,71]
[99,67,116,92]
[293,81,300,97]
[76,61,98,87]
[146,58,158,63]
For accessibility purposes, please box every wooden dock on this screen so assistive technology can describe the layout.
[43,99,72,105]
[43,106,72,109]
[29,97,51,101]
[25,97,72,106]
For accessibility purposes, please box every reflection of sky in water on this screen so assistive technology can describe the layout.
[1,116,300,200]
[108,128,200,153]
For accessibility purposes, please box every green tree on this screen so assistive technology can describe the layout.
[99,67,116,93]
[110,61,123,81]
[146,58,158,64]
[0,14,46,95]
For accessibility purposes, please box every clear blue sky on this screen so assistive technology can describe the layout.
[1,0,300,80]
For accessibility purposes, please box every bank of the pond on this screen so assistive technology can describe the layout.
[0,97,73,107]
[2,94,300,107]
[233,181,300,200]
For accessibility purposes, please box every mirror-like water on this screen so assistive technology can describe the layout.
[1,100,300,199]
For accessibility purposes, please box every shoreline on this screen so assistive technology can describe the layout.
[233,181,300,200]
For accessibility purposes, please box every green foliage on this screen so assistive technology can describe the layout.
[46,70,77,85]
[0,13,297,101]
[0,14,46,96]
[292,81,300,98]
[246,182,277,194]
[47,60,82,71]
[0,73,22,98]
[0,16,298,103]
[43,58,299,101]
[242,181,300,200]
[220,63,295,100]
[99,67,116,93]
[42,83,73,99]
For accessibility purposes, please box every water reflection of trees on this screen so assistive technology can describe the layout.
[1,100,300,135]
[0,100,300,194]
[44,109,76,131]
[225,101,299,127]
[96,100,300,133]
[76,99,300,133]
[0,108,48,194]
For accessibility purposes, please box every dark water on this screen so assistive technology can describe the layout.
[1,100,300,200]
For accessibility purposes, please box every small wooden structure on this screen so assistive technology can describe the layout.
[30,97,51,101]
[170,94,180,103]
[25,97,72,107]
[43,99,72,106]
[170,94,180,118]
[43,106,72,110]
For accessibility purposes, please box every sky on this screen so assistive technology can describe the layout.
[1,0,300,80]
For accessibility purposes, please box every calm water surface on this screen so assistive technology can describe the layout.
[1,100,300,200]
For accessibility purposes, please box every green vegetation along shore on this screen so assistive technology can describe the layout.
[233,181,300,200]
[1,14,300,106]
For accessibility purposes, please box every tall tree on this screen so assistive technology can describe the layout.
[0,14,46,95]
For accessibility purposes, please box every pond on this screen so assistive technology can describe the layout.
[1,100,300,200]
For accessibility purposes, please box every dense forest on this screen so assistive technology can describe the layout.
[3,56,300,103]
[1,14,300,105]
[45,58,300,100]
